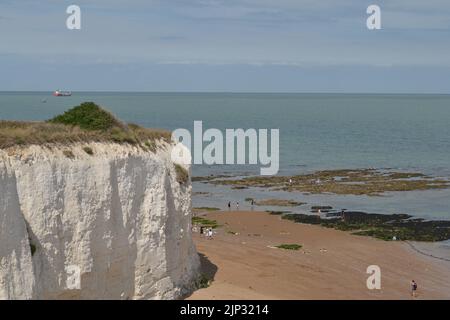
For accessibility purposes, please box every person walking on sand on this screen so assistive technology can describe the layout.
[207,228,213,240]
[411,280,418,297]
[236,202,239,210]
[228,201,231,210]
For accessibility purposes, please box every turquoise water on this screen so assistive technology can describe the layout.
[1,92,450,219]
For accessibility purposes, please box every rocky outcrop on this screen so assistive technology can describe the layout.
[0,142,200,299]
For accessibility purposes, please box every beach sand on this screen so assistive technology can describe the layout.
[187,211,450,300]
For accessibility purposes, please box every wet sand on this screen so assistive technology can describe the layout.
[187,211,450,300]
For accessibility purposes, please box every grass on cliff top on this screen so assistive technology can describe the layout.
[0,102,171,149]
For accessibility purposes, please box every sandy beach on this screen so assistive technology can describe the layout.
[187,211,450,300]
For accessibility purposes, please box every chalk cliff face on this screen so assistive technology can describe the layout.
[0,142,200,299]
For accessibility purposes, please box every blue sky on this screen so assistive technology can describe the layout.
[1,0,450,92]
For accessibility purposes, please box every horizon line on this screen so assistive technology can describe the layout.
[1,90,450,95]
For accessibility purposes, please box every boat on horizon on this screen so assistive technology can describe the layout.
[53,90,72,97]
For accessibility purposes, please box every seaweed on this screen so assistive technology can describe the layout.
[203,169,449,196]
[281,211,450,242]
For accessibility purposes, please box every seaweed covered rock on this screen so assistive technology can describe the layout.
[282,211,450,242]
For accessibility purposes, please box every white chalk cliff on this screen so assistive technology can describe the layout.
[0,142,200,299]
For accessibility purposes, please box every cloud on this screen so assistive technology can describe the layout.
[1,1,450,68]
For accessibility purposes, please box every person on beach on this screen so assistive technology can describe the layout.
[206,228,213,240]
[228,201,231,210]
[411,280,418,297]
[200,226,204,236]
[236,202,239,210]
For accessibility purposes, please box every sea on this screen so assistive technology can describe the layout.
[1,91,450,258]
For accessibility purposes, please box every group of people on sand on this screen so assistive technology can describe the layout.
[227,201,243,210]
[227,199,256,211]
[199,226,214,240]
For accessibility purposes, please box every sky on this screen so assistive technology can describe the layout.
[1,0,450,92]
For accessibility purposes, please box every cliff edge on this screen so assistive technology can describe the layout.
[0,103,200,299]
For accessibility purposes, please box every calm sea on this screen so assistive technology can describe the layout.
[1,92,450,221]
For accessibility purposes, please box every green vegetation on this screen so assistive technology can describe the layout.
[83,146,94,155]
[311,206,333,211]
[275,244,302,250]
[28,238,37,257]
[193,207,220,212]
[192,216,220,229]
[194,273,212,289]
[175,164,189,184]
[0,102,170,149]
[266,210,291,215]
[30,243,36,256]
[144,140,156,152]
[255,198,305,207]
[193,191,211,196]
[201,169,449,196]
[282,212,450,242]
[192,174,231,182]
[63,150,75,159]
[49,102,121,131]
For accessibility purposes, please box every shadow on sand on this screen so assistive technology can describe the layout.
[198,252,218,280]
[183,252,218,299]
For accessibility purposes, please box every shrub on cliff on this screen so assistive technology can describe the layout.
[48,102,123,131]
[83,146,94,155]
[175,164,189,184]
